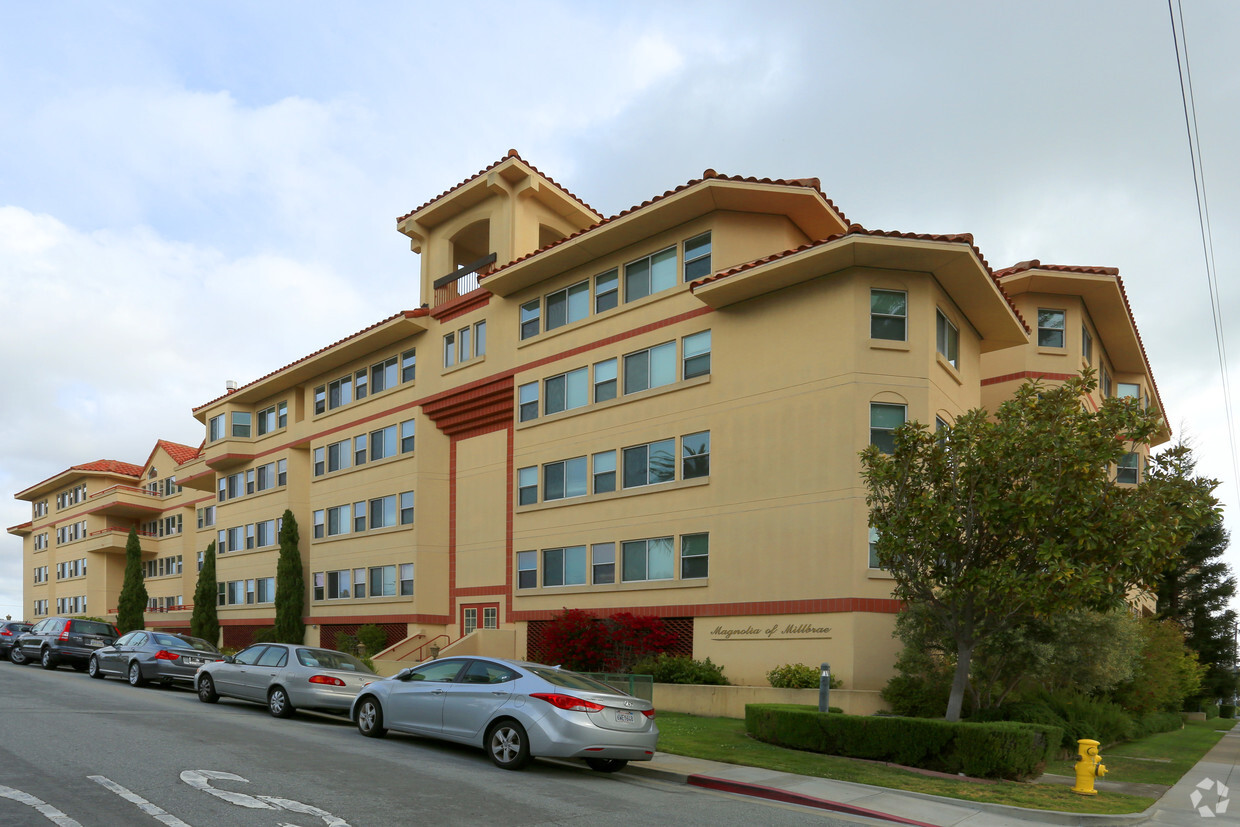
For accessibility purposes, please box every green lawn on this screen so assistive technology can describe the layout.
[655,712,1235,815]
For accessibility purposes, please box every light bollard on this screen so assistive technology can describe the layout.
[818,663,831,713]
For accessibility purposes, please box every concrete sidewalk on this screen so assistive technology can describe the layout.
[625,727,1240,826]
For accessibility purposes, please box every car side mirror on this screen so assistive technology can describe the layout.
[223,655,235,664]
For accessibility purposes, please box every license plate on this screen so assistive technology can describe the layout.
[184,657,202,665]
[87,640,103,647]
[615,711,635,724]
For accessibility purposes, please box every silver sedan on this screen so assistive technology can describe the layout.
[89,631,222,687]
[195,643,378,718]
[350,656,658,771]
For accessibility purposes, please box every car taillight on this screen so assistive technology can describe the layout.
[529,693,606,712]
[154,650,180,661]
[308,675,345,686]
[58,628,70,641]
[642,709,656,719]
[0,630,11,637]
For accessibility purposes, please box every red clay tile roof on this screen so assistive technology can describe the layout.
[478,169,851,282]
[156,440,200,466]
[994,260,1164,420]
[397,149,600,224]
[192,309,429,413]
[692,225,1029,332]
[72,460,144,477]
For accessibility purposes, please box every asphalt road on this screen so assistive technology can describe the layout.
[0,658,879,826]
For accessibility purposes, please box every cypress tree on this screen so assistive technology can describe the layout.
[191,541,220,646]
[273,509,305,644]
[115,528,148,633]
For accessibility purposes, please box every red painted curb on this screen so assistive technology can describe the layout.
[686,775,940,826]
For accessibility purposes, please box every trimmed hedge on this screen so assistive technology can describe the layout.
[745,704,1061,780]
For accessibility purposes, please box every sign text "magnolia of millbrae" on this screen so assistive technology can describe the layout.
[710,622,833,641]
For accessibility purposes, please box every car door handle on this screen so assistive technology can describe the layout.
[430,689,445,695]
[491,691,507,696]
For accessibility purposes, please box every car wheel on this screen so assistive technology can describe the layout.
[127,662,147,687]
[356,697,387,738]
[585,758,628,773]
[267,687,295,719]
[486,720,532,770]
[40,649,57,670]
[9,647,27,665]
[88,656,105,680]
[197,675,219,704]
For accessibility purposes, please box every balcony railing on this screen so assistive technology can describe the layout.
[432,253,496,307]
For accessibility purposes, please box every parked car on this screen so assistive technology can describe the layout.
[195,643,377,718]
[0,622,33,661]
[89,631,223,687]
[10,617,119,670]
[350,656,658,771]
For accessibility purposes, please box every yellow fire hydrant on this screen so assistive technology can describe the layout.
[1071,738,1108,796]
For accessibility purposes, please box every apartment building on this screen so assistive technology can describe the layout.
[9,151,1167,700]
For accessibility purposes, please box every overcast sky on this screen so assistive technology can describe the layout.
[2,1,1238,622]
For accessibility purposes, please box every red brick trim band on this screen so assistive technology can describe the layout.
[981,371,1074,386]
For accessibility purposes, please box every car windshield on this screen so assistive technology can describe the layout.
[295,648,375,673]
[71,621,116,636]
[525,666,627,695]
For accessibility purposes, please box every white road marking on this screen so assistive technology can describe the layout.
[181,769,351,826]
[0,784,84,827]
[88,775,194,827]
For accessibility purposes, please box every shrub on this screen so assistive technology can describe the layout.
[357,624,389,657]
[882,673,952,718]
[971,691,1141,751]
[1221,705,1236,720]
[767,663,841,689]
[746,704,1059,780]
[542,609,612,672]
[632,654,729,685]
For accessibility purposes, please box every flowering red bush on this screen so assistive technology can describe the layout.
[541,608,676,672]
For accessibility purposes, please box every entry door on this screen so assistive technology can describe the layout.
[460,603,499,637]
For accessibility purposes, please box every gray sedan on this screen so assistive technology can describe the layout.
[195,643,378,718]
[351,656,658,771]
[89,631,223,687]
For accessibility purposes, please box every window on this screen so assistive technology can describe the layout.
[546,280,589,331]
[256,463,275,492]
[400,563,413,595]
[593,451,616,493]
[353,501,367,532]
[683,330,711,379]
[543,457,587,501]
[443,331,456,367]
[371,424,397,461]
[624,342,676,394]
[327,439,351,473]
[592,543,615,584]
[684,232,711,281]
[625,247,676,302]
[518,382,539,422]
[400,491,415,525]
[936,310,959,369]
[622,537,674,582]
[354,434,368,466]
[369,565,397,597]
[314,386,326,415]
[593,358,617,402]
[277,458,287,487]
[1082,325,1093,364]
[227,526,243,552]
[245,469,255,495]
[371,357,398,393]
[543,546,587,587]
[256,519,276,548]
[1117,453,1139,484]
[517,551,537,589]
[227,581,245,605]
[329,374,353,409]
[257,402,285,436]
[869,526,882,568]
[623,439,675,488]
[871,289,907,340]
[681,533,708,579]
[544,368,587,415]
[518,467,538,506]
[209,414,225,442]
[870,403,906,454]
[256,577,274,603]
[1118,383,1141,405]
[401,419,416,453]
[327,505,351,537]
[520,300,540,340]
[369,495,397,529]
[682,431,710,479]
[1038,309,1066,348]
[1102,366,1113,397]
[595,269,618,313]
[354,368,369,401]
[230,412,251,438]
[326,569,353,599]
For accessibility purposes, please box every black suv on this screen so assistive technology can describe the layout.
[0,621,33,660]
[10,617,119,670]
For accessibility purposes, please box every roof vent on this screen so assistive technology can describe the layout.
[225,380,238,393]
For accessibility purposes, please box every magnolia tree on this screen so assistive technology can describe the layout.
[860,372,1217,721]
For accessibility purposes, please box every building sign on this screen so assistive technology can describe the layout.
[710,621,832,641]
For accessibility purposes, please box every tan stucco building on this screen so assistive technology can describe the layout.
[8,152,1167,703]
